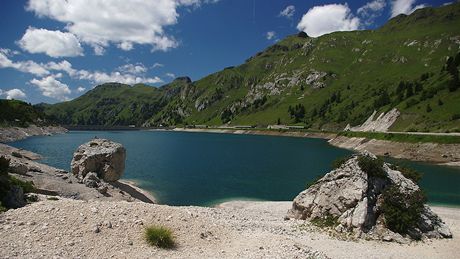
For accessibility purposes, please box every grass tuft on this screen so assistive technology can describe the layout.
[144,225,175,249]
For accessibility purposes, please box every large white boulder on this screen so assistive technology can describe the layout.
[286,151,452,241]
[71,139,126,182]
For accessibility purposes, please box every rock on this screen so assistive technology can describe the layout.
[348,108,400,132]
[103,221,112,228]
[286,151,452,241]
[93,226,100,233]
[83,172,100,188]
[3,185,26,209]
[71,139,126,182]
[11,151,23,158]
[97,185,108,195]
[9,161,28,175]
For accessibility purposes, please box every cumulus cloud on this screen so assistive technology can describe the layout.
[0,48,20,56]
[279,5,295,18]
[1,89,27,100]
[30,75,71,101]
[0,51,163,86]
[266,31,276,40]
[391,0,426,17]
[76,86,86,92]
[117,64,148,75]
[76,70,163,85]
[152,63,164,68]
[297,4,360,37]
[166,73,176,78]
[18,27,83,58]
[0,51,49,76]
[26,0,217,53]
[358,0,387,25]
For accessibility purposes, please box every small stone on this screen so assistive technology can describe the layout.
[127,241,133,246]
[93,226,100,233]
[104,221,112,228]
[97,185,108,194]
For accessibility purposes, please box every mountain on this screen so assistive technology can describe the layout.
[0,99,49,127]
[43,3,460,132]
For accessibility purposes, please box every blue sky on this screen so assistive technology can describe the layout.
[0,0,451,104]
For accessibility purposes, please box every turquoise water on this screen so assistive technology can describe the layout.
[9,131,460,207]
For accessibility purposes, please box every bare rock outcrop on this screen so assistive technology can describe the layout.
[71,139,126,183]
[345,108,400,132]
[286,151,452,242]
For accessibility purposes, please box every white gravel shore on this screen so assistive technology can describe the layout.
[1,199,458,259]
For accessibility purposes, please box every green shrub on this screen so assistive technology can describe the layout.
[357,155,386,178]
[9,177,35,193]
[332,156,348,169]
[47,196,59,201]
[0,201,6,213]
[382,186,426,235]
[145,225,175,249]
[27,194,39,202]
[311,214,339,228]
[389,164,423,183]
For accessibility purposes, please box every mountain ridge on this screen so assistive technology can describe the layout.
[42,3,460,132]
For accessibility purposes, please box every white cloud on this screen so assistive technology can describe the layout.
[0,48,20,56]
[266,31,276,40]
[18,27,83,58]
[30,75,71,101]
[26,0,217,53]
[297,4,360,38]
[166,73,176,78]
[76,86,86,92]
[391,0,426,17]
[152,63,164,68]
[1,89,27,100]
[117,64,147,75]
[0,51,49,76]
[46,60,77,76]
[279,5,295,18]
[76,70,163,85]
[358,0,386,25]
[0,53,163,86]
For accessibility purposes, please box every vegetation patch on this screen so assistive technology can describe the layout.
[331,156,350,169]
[145,225,175,249]
[357,155,387,178]
[389,164,423,183]
[0,156,36,211]
[382,186,426,235]
[47,197,59,201]
[311,214,339,228]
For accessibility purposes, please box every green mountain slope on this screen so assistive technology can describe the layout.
[0,99,50,127]
[43,3,460,132]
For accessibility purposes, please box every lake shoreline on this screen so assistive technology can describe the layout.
[170,128,460,167]
[0,125,68,143]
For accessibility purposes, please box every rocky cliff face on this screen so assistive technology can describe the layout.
[286,151,452,242]
[345,108,400,132]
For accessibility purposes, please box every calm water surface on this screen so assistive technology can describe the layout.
[10,131,460,206]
